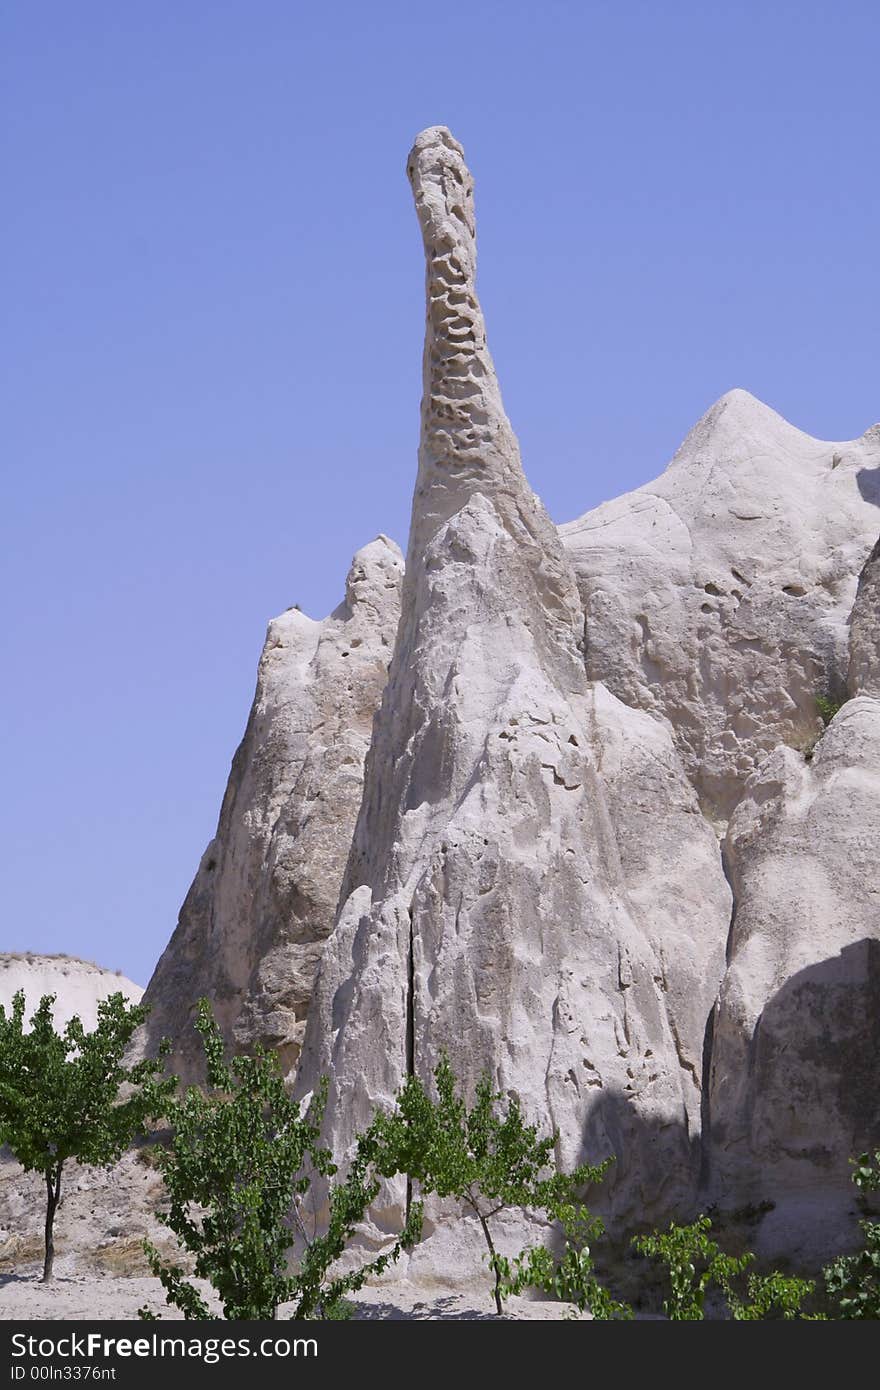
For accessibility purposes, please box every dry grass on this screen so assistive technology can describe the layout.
[0,1232,45,1273]
[89,1237,154,1277]
[89,1237,192,1279]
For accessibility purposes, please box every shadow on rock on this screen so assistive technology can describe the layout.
[708,938,880,1265]
[857,467,880,507]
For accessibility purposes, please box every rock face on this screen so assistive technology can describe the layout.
[140,126,880,1269]
[295,127,731,1236]
[561,402,880,822]
[0,955,142,1034]
[706,538,880,1261]
[140,538,403,1077]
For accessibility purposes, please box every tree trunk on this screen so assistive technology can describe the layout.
[476,1207,504,1316]
[42,1164,62,1282]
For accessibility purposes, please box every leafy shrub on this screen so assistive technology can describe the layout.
[633,1215,816,1320]
[496,1195,632,1318]
[633,1216,750,1319]
[727,1270,817,1320]
[824,1151,880,1319]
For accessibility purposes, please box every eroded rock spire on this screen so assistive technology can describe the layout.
[408,128,513,531]
[405,127,580,641]
[295,129,730,1252]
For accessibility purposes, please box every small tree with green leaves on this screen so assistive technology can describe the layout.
[634,1215,816,1320]
[0,990,173,1281]
[372,1052,610,1315]
[141,1000,422,1320]
[824,1151,880,1319]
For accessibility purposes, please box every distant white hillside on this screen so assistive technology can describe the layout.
[0,954,143,1033]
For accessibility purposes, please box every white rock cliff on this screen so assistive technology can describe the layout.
[706,535,880,1260]
[561,398,880,822]
[143,127,879,1264]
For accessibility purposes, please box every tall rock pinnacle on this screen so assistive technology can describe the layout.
[408,124,488,521]
[405,127,582,645]
[296,128,730,1250]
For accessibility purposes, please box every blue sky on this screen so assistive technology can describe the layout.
[2,1,878,985]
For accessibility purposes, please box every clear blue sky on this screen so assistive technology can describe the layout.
[2,2,878,986]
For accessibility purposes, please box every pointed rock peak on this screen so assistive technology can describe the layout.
[268,605,320,642]
[714,387,785,421]
[409,125,466,159]
[344,535,404,609]
[401,127,584,654]
[718,386,773,408]
[685,387,815,446]
[681,388,880,459]
[668,388,843,481]
[407,127,476,277]
[704,390,879,453]
[405,126,541,559]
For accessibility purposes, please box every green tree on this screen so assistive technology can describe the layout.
[824,1151,880,1319]
[142,1000,422,1320]
[372,1052,610,1315]
[0,990,173,1281]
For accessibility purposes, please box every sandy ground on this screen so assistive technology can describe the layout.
[0,1265,571,1321]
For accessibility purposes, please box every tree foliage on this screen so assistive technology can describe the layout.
[824,1151,880,1319]
[634,1215,816,1320]
[496,1195,632,1319]
[372,1052,610,1315]
[0,990,173,1281]
[141,1000,421,1320]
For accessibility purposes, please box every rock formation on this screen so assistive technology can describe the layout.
[561,401,880,822]
[141,126,879,1266]
[140,537,403,1077]
[706,536,880,1261]
[295,127,730,1236]
[0,954,142,1034]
